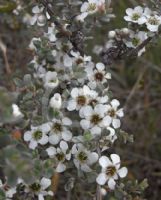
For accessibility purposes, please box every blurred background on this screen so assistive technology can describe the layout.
[0,0,161,199]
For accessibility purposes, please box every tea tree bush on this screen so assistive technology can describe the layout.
[1,0,161,199]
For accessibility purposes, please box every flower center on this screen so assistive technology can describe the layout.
[89,99,98,107]
[33,130,43,140]
[132,37,140,46]
[76,58,83,65]
[148,17,159,25]
[77,95,87,106]
[53,122,62,133]
[56,153,65,161]
[131,13,140,21]
[94,72,104,81]
[88,3,97,12]
[77,151,88,162]
[106,165,116,177]
[91,114,101,125]
[108,109,116,117]
[50,78,57,83]
[30,183,41,192]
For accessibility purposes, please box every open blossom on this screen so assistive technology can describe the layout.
[106,99,124,129]
[77,0,105,21]
[146,15,161,32]
[49,93,62,110]
[143,7,161,32]
[67,85,98,111]
[29,177,53,200]
[48,117,72,145]
[30,6,46,26]
[24,123,50,149]
[86,62,111,89]
[63,51,91,68]
[124,6,146,24]
[80,104,111,136]
[72,143,98,172]
[125,31,147,56]
[44,71,59,89]
[46,141,71,172]
[96,154,128,190]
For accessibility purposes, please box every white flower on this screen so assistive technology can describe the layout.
[46,141,71,172]
[6,187,16,199]
[30,6,46,26]
[49,93,62,110]
[124,6,146,24]
[24,123,50,149]
[44,71,59,89]
[125,31,148,56]
[45,23,57,42]
[146,15,161,32]
[106,99,124,129]
[77,0,105,21]
[96,154,128,190]
[72,143,98,172]
[48,118,72,145]
[80,104,111,136]
[67,85,97,111]
[86,62,111,89]
[30,177,53,200]
[12,104,23,118]
[63,51,91,68]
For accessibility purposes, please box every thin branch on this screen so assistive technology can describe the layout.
[96,143,102,200]
[126,36,153,58]
[39,0,72,37]
[124,66,146,109]
[0,39,11,74]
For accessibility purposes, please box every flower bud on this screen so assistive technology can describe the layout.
[122,28,129,35]
[108,31,116,38]
[49,93,62,110]
[12,104,23,118]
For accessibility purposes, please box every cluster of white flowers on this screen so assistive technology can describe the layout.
[4,1,146,198]
[0,177,53,200]
[22,1,129,193]
[124,6,161,32]
[100,5,161,59]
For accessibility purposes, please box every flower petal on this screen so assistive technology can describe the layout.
[46,147,56,157]
[108,178,116,190]
[112,119,121,129]
[96,173,108,185]
[80,119,90,130]
[56,163,66,173]
[62,130,72,141]
[99,156,112,168]
[110,154,120,166]
[49,134,61,145]
[40,177,51,190]
[117,167,128,178]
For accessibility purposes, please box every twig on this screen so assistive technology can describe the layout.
[0,39,11,74]
[124,67,146,109]
[39,0,72,37]
[126,37,153,58]
[96,143,102,200]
